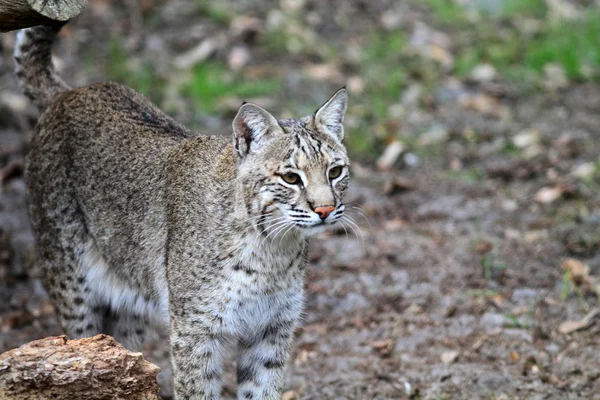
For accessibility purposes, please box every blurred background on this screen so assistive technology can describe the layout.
[1,0,600,398]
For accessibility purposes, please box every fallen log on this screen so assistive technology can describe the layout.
[0,0,88,32]
[0,335,161,400]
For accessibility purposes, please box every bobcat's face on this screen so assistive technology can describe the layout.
[233,89,349,238]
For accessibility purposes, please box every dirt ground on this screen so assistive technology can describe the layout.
[1,1,600,399]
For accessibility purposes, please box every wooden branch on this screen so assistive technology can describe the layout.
[0,335,161,400]
[0,0,88,32]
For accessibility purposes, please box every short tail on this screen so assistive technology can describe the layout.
[14,22,70,111]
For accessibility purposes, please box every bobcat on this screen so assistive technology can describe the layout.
[14,22,350,399]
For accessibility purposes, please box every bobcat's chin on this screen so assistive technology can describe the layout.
[298,224,327,236]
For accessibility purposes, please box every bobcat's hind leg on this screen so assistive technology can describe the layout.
[43,257,106,339]
[104,311,153,351]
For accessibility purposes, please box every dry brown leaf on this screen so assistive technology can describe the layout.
[534,186,563,204]
[491,294,504,309]
[440,350,459,365]
[558,307,600,334]
[384,217,405,232]
[562,258,591,286]
[282,390,300,400]
[371,339,394,357]
[303,64,344,82]
[558,320,587,334]
[376,141,404,171]
[383,177,413,195]
[475,240,493,254]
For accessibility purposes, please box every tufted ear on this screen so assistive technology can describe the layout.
[232,102,283,158]
[314,88,348,141]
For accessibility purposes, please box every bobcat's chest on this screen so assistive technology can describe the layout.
[216,240,306,336]
[220,286,303,336]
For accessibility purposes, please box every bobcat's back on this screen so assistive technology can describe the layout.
[27,81,229,328]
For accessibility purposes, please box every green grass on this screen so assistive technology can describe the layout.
[344,30,409,159]
[425,0,600,82]
[423,0,468,24]
[481,255,507,281]
[184,62,280,113]
[445,167,486,184]
[195,0,232,25]
[503,0,547,18]
[105,39,165,103]
[524,15,600,79]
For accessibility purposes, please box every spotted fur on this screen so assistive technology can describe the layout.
[16,22,350,400]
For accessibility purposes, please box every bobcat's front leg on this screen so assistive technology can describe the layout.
[170,309,225,400]
[236,315,299,400]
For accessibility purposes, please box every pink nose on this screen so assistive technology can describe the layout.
[314,205,335,220]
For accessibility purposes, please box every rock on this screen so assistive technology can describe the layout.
[546,0,583,22]
[480,312,507,333]
[533,186,563,204]
[440,350,459,365]
[346,76,365,95]
[572,162,596,180]
[403,153,420,168]
[543,63,568,90]
[410,22,453,70]
[511,288,539,305]
[228,46,251,71]
[380,10,403,30]
[419,123,448,146]
[333,293,371,315]
[470,63,497,82]
[401,84,423,106]
[0,335,161,400]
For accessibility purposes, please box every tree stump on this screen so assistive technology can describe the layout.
[0,0,88,32]
[0,335,161,400]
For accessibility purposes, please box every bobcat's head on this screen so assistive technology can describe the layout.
[233,88,349,239]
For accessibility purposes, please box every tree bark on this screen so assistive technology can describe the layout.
[0,335,161,400]
[0,0,88,32]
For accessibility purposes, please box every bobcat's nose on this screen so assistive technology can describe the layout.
[314,205,335,220]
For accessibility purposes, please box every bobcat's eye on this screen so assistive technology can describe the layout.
[281,172,301,185]
[328,166,343,180]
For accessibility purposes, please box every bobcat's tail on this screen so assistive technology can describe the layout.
[14,22,70,111]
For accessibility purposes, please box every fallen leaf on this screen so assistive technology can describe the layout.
[534,187,563,204]
[440,350,459,364]
[475,240,493,254]
[509,351,519,362]
[346,76,365,95]
[562,258,591,287]
[282,390,300,400]
[383,218,405,232]
[303,64,344,82]
[376,141,404,171]
[227,46,251,71]
[512,129,540,148]
[558,320,587,334]
[558,307,600,334]
[371,339,394,357]
[383,177,413,195]
[173,36,226,69]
